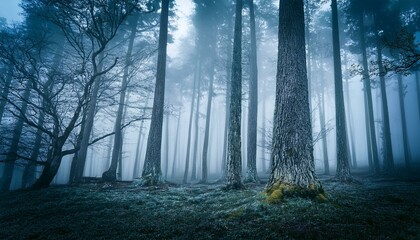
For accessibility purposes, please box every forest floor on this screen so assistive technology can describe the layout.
[1,169,420,239]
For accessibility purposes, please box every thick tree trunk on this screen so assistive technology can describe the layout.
[141,0,169,185]
[359,14,380,173]
[0,64,13,123]
[267,0,320,191]
[182,62,198,184]
[191,59,202,181]
[375,25,394,172]
[226,0,243,189]
[343,54,357,169]
[200,61,215,184]
[397,75,411,168]
[71,51,105,182]
[0,79,31,192]
[261,91,267,173]
[332,0,351,181]
[245,0,259,183]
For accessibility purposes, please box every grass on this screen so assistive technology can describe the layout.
[0,171,419,239]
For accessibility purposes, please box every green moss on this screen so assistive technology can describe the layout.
[265,181,327,204]
[227,208,244,219]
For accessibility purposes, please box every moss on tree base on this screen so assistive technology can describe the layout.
[265,181,327,203]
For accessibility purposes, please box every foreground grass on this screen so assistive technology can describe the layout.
[1,172,420,239]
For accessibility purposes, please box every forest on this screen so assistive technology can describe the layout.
[0,0,420,239]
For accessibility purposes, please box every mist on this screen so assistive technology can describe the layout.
[1,0,420,239]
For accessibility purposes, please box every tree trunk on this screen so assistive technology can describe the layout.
[318,89,329,175]
[343,54,357,169]
[103,23,137,181]
[332,0,351,181]
[182,61,198,184]
[164,113,169,179]
[69,106,87,182]
[226,0,243,189]
[200,61,215,184]
[375,22,394,172]
[171,114,180,179]
[191,59,202,181]
[133,95,150,179]
[359,13,380,173]
[261,89,267,173]
[0,79,31,192]
[363,90,374,171]
[245,0,259,183]
[0,64,13,123]
[71,51,105,182]
[416,71,420,125]
[397,74,411,168]
[141,0,170,186]
[267,0,320,191]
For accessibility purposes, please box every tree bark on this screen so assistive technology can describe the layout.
[226,0,243,189]
[171,114,180,179]
[164,113,169,179]
[141,0,170,185]
[245,0,259,183]
[267,0,320,190]
[133,95,150,179]
[332,0,351,181]
[397,74,411,168]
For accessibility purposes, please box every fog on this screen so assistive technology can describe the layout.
[0,0,419,190]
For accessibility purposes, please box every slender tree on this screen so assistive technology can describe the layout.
[245,0,259,183]
[331,0,351,181]
[397,74,411,168]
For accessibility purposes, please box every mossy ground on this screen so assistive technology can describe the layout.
[1,170,420,239]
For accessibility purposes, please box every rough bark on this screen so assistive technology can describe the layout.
[182,63,198,184]
[141,0,170,186]
[267,0,320,190]
[200,61,215,184]
[359,14,380,173]
[0,80,31,192]
[332,0,351,181]
[245,0,259,183]
[226,0,243,189]
[397,74,411,168]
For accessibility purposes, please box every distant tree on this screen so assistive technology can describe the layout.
[141,0,170,186]
[266,0,321,195]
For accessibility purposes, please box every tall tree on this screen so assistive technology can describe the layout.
[397,74,411,168]
[226,0,243,189]
[102,14,140,182]
[331,0,351,181]
[245,0,259,183]
[141,0,170,186]
[267,0,321,194]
